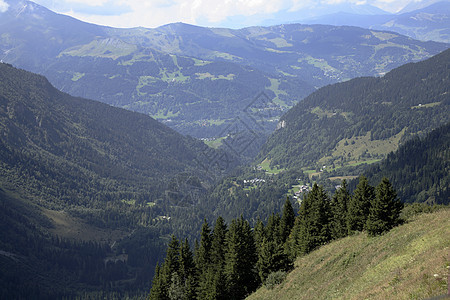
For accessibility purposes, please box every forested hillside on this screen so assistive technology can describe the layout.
[363,122,449,204]
[0,62,237,298]
[259,48,450,172]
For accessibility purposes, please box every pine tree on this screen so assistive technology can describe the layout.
[347,176,375,233]
[195,220,212,270]
[179,239,197,299]
[256,236,292,283]
[149,263,165,300]
[224,216,258,299]
[265,213,281,242]
[150,236,181,300]
[289,183,331,256]
[286,217,302,260]
[210,216,227,270]
[330,180,350,239]
[279,197,296,243]
[366,177,404,236]
[197,216,228,300]
[195,220,212,298]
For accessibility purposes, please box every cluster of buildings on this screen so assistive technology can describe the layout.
[243,178,266,184]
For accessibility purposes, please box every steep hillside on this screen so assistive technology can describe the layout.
[0,62,234,297]
[0,62,214,208]
[258,48,450,173]
[363,122,449,204]
[247,209,450,300]
[1,0,447,138]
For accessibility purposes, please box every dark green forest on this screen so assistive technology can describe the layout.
[362,122,449,205]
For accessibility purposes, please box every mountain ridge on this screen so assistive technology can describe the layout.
[1,0,448,138]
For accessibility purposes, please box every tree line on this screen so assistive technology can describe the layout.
[149,176,403,299]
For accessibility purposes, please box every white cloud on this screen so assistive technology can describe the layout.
[0,0,9,13]
[32,0,428,28]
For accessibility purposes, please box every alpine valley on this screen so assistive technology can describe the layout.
[1,0,448,141]
[0,0,449,299]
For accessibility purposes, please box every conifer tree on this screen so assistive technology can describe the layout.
[330,180,350,239]
[197,216,228,300]
[210,216,227,270]
[253,219,265,250]
[195,220,212,298]
[149,236,181,300]
[286,217,302,260]
[149,263,165,300]
[179,239,197,299]
[289,183,331,256]
[256,236,292,283]
[366,177,404,236]
[265,213,281,242]
[195,220,212,270]
[224,216,258,299]
[347,176,375,233]
[279,197,296,243]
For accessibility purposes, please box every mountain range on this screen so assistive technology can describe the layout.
[1,0,448,139]
[305,1,450,43]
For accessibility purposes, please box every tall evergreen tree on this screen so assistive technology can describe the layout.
[265,213,281,242]
[366,177,404,236]
[286,217,302,260]
[256,236,292,283]
[347,176,375,233]
[149,263,165,300]
[150,236,181,300]
[289,183,331,256]
[210,216,227,270]
[224,216,258,299]
[198,216,228,300]
[330,180,350,239]
[279,197,296,243]
[195,220,212,298]
[179,239,197,299]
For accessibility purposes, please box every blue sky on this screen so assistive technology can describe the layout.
[1,0,442,28]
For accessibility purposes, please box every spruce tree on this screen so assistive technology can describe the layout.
[224,217,258,299]
[366,177,404,236]
[195,220,212,298]
[210,216,227,270]
[279,197,296,243]
[286,217,302,260]
[150,236,181,300]
[179,239,197,299]
[347,176,375,233]
[330,180,350,239]
[293,183,331,255]
[256,236,291,283]
[149,263,165,300]
[265,213,281,242]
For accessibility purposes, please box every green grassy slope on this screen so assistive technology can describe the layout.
[248,209,450,300]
